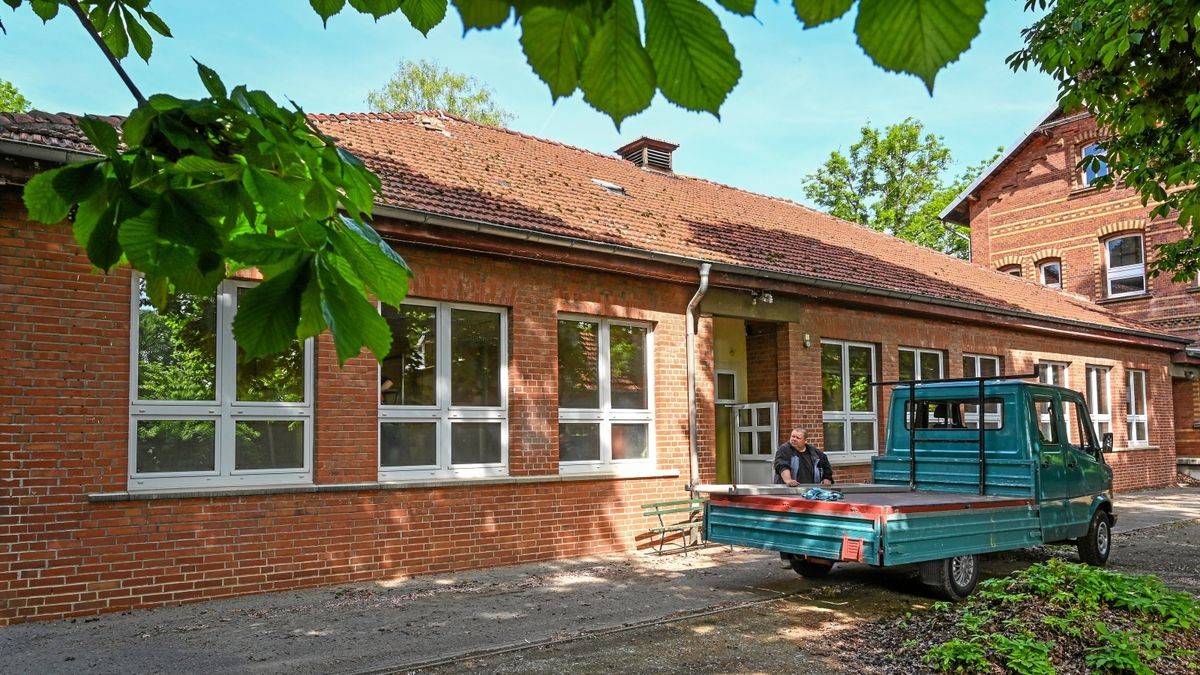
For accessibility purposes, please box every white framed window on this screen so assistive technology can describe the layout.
[1038,260,1062,289]
[821,340,877,458]
[1000,265,1022,278]
[1105,235,1146,298]
[1126,369,1148,446]
[1081,143,1109,186]
[962,354,1002,428]
[129,278,313,491]
[1086,365,1112,439]
[379,301,508,480]
[715,370,737,404]
[899,347,943,381]
[1039,361,1072,441]
[558,317,654,474]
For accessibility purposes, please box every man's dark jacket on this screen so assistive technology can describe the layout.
[773,442,834,484]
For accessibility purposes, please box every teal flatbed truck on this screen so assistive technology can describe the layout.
[699,372,1115,600]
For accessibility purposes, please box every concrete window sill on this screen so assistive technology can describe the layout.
[89,469,681,502]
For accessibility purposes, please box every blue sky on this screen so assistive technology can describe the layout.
[1,0,1056,205]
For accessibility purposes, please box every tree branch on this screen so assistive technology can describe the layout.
[68,0,147,107]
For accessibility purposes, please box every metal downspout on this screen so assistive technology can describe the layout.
[686,263,712,493]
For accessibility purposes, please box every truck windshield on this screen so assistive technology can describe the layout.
[905,398,1004,430]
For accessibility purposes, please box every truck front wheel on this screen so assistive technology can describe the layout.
[923,554,980,601]
[1077,509,1112,566]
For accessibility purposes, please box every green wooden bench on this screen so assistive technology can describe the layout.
[642,498,706,554]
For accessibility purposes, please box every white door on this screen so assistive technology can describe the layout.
[733,403,778,484]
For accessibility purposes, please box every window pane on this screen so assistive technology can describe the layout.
[612,423,649,460]
[1130,372,1146,415]
[962,356,976,379]
[610,325,648,409]
[851,422,875,452]
[558,320,600,408]
[848,346,874,412]
[1134,421,1147,442]
[738,409,752,427]
[716,373,736,402]
[1108,236,1142,267]
[383,305,437,406]
[822,344,844,412]
[137,286,216,401]
[451,422,502,464]
[980,357,998,378]
[920,353,942,380]
[1110,274,1145,295]
[235,420,304,470]
[559,423,600,462]
[451,309,502,407]
[135,419,216,473]
[757,431,772,456]
[1041,262,1061,288]
[738,432,753,455]
[899,350,915,381]
[233,288,305,403]
[823,422,845,453]
[381,422,437,467]
[756,407,772,427]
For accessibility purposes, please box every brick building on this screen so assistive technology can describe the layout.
[0,111,1185,625]
[941,108,1200,478]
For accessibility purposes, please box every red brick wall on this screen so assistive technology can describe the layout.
[746,322,778,403]
[1,200,700,625]
[963,113,1199,459]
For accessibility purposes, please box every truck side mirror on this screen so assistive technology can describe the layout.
[1102,433,1113,453]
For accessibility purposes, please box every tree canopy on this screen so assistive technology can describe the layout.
[1010,0,1200,281]
[368,59,514,127]
[0,78,31,112]
[802,119,997,259]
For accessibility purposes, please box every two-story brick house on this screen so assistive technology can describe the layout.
[941,108,1200,478]
[0,110,1185,624]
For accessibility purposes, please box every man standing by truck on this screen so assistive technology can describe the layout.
[774,428,834,487]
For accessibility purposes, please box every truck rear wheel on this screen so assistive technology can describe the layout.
[925,554,980,601]
[790,557,833,578]
[1077,509,1112,566]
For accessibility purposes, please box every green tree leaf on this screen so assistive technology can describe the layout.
[401,0,448,35]
[124,7,154,61]
[349,0,403,19]
[855,0,986,92]
[233,262,309,359]
[451,0,511,31]
[644,0,741,114]
[713,0,756,18]
[316,257,393,363]
[77,115,120,158]
[194,60,227,99]
[29,0,58,21]
[519,4,594,100]
[793,0,853,28]
[22,167,74,224]
[310,0,347,25]
[579,0,656,128]
[330,215,413,306]
[100,7,131,59]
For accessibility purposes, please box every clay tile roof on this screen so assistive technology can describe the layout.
[0,109,1179,340]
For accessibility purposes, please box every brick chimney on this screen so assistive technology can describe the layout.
[616,137,678,173]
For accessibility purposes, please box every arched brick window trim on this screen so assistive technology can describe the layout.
[1031,248,1064,264]
[994,256,1026,273]
[1097,220,1144,239]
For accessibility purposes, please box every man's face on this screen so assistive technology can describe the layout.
[790,431,806,446]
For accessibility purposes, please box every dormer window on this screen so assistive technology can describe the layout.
[1104,234,1145,297]
[999,265,1021,278]
[1038,260,1062,289]
[1081,143,1109,187]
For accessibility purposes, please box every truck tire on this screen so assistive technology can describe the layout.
[928,554,980,601]
[1077,509,1112,566]
[790,558,833,578]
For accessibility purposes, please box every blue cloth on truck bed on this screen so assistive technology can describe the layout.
[802,487,843,501]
